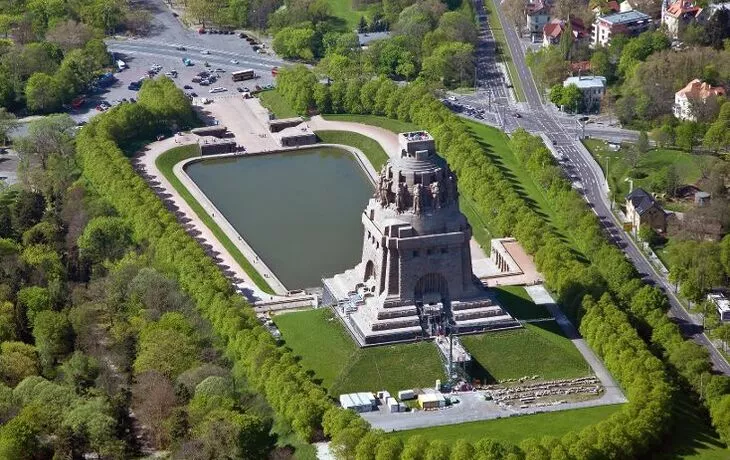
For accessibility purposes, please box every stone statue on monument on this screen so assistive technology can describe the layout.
[413,183,423,215]
[395,182,408,213]
[430,180,442,208]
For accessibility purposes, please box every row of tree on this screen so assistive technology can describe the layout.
[505,129,730,447]
[274,65,678,457]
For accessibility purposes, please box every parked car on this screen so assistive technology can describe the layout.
[184,84,193,89]
[214,68,225,73]
[176,46,186,51]
[209,87,227,93]
[199,80,210,86]
[201,49,210,54]
[239,32,247,38]
[513,113,521,118]
[198,28,206,34]
[230,59,239,64]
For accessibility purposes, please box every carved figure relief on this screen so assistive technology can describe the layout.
[395,182,408,212]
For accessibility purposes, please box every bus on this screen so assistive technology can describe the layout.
[232,69,255,81]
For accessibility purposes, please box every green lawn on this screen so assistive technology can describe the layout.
[274,308,444,395]
[388,404,622,445]
[258,90,299,119]
[329,0,370,29]
[463,120,581,255]
[494,285,552,320]
[485,0,526,102]
[322,114,419,133]
[654,398,728,459]
[315,130,389,170]
[462,321,591,383]
[155,145,274,294]
[583,138,715,202]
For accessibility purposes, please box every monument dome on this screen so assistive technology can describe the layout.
[323,131,518,346]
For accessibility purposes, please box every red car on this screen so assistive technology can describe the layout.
[198,28,206,34]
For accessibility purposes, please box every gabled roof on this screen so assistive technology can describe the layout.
[665,0,702,18]
[527,0,550,15]
[676,79,726,100]
[543,18,589,39]
[627,188,662,215]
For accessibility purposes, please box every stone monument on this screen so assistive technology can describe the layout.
[323,132,519,346]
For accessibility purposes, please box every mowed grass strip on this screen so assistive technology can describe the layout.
[331,342,445,396]
[462,321,591,382]
[258,89,299,118]
[495,285,552,320]
[274,308,444,395]
[315,130,389,170]
[274,308,356,388]
[322,114,419,133]
[388,404,622,445]
[155,144,274,294]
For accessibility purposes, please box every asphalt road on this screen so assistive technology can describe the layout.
[469,0,730,375]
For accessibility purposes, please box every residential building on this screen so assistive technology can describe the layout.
[626,188,668,234]
[592,10,653,47]
[673,79,726,121]
[527,0,552,41]
[542,18,589,47]
[708,293,730,322]
[661,0,702,38]
[570,61,592,75]
[563,75,607,112]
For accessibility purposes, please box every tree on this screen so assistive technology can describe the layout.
[676,121,702,152]
[421,41,474,88]
[435,11,478,45]
[549,84,564,107]
[0,108,17,145]
[132,370,177,448]
[59,352,99,395]
[133,313,200,379]
[704,102,730,153]
[11,191,45,235]
[45,20,94,51]
[272,27,315,60]
[653,124,674,148]
[25,72,62,113]
[15,114,75,173]
[32,310,73,371]
[16,286,52,326]
[0,342,39,386]
[590,49,612,80]
[358,15,368,33]
[450,439,475,460]
[637,131,649,153]
[192,409,274,459]
[77,216,132,264]
[560,83,582,113]
[503,0,527,31]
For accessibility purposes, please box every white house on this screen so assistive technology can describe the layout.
[563,75,607,112]
[673,79,726,121]
[592,10,653,47]
[661,0,702,38]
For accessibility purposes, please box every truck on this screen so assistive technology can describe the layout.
[182,57,193,66]
[116,59,126,71]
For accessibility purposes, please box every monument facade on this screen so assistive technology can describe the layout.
[323,132,519,346]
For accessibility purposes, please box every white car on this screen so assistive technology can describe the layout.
[201,49,210,55]
[230,59,239,64]
[209,87,227,93]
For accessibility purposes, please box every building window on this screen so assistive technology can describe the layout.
[441,248,448,254]
[413,251,419,257]
[427,249,433,256]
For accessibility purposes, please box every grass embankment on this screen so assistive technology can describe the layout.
[389,404,622,445]
[155,144,274,294]
[494,285,551,320]
[463,321,591,382]
[484,0,526,102]
[315,130,389,169]
[274,308,444,395]
[583,138,715,203]
[322,114,419,133]
[329,0,372,29]
[258,89,299,118]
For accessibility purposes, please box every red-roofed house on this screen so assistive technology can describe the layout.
[662,0,703,38]
[542,18,590,47]
[674,79,726,121]
[570,61,593,74]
